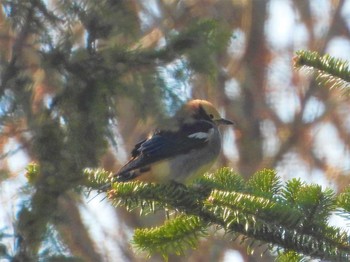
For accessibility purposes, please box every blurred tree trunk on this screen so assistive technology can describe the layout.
[236,1,267,178]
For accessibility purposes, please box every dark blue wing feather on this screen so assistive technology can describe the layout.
[116,120,214,178]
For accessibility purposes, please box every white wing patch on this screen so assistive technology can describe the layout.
[188,128,214,140]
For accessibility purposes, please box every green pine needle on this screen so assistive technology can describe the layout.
[294,50,350,93]
[247,169,281,198]
[133,215,207,259]
[283,180,335,223]
[282,178,304,204]
[108,181,166,214]
[205,189,302,230]
[276,250,306,262]
[85,167,350,260]
[337,187,350,213]
[84,168,112,188]
[107,180,203,215]
[25,162,40,184]
[196,167,245,192]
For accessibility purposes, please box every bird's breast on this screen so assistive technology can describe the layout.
[169,127,222,183]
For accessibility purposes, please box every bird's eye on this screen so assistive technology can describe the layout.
[209,114,214,119]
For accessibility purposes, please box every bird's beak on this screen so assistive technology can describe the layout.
[215,118,235,126]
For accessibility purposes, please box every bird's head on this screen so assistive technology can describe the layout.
[177,99,234,126]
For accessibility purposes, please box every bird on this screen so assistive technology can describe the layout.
[112,99,234,184]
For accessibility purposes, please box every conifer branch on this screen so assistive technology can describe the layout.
[133,215,207,258]
[294,50,350,92]
[87,168,350,261]
[336,187,350,226]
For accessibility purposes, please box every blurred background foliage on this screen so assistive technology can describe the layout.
[1,0,350,261]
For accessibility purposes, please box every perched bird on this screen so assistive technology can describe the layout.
[113,99,234,184]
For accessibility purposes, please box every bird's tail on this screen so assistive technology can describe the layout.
[98,182,112,192]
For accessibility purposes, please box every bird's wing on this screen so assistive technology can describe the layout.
[116,120,215,180]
